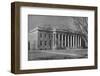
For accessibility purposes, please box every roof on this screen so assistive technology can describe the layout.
[29,24,82,34]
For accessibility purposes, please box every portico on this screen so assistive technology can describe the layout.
[52,31,83,49]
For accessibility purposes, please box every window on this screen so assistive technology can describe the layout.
[49,40,51,46]
[40,41,42,46]
[45,41,47,46]
[40,33,42,38]
[45,34,46,38]
[49,34,51,38]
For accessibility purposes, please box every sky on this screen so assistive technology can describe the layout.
[28,15,87,32]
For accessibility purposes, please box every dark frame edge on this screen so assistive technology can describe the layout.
[94,7,98,69]
[11,2,20,74]
[12,1,97,10]
[11,2,16,73]
[12,66,97,74]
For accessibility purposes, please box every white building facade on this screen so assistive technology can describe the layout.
[29,26,86,50]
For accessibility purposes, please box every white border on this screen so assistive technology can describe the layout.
[20,7,95,70]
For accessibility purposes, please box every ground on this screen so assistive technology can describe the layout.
[28,48,88,60]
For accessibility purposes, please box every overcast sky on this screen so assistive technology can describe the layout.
[28,15,86,32]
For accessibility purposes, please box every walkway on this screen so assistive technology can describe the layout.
[28,49,88,60]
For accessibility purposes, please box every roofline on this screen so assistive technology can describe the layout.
[29,27,84,35]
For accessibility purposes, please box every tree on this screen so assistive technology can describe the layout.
[73,17,88,47]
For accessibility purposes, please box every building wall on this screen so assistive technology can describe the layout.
[38,30,53,50]
[29,30,38,51]
[29,28,86,50]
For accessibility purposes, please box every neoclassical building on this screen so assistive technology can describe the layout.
[28,25,87,50]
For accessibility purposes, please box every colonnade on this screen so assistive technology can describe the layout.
[53,33,82,49]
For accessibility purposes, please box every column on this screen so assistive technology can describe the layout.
[71,35,72,48]
[77,35,78,48]
[71,35,73,48]
[70,35,72,48]
[60,34,61,48]
[65,35,66,47]
[52,33,54,49]
[55,33,56,48]
[61,34,63,48]
[80,36,81,48]
[55,34,57,49]
[68,35,69,48]
[75,35,77,48]
[77,35,79,48]
[53,32,56,49]
[58,34,60,48]
[73,35,75,48]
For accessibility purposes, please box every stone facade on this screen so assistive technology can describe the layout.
[28,26,86,50]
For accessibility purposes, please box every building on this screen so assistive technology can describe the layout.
[28,25,87,51]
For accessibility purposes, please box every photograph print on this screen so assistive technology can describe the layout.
[28,15,88,61]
